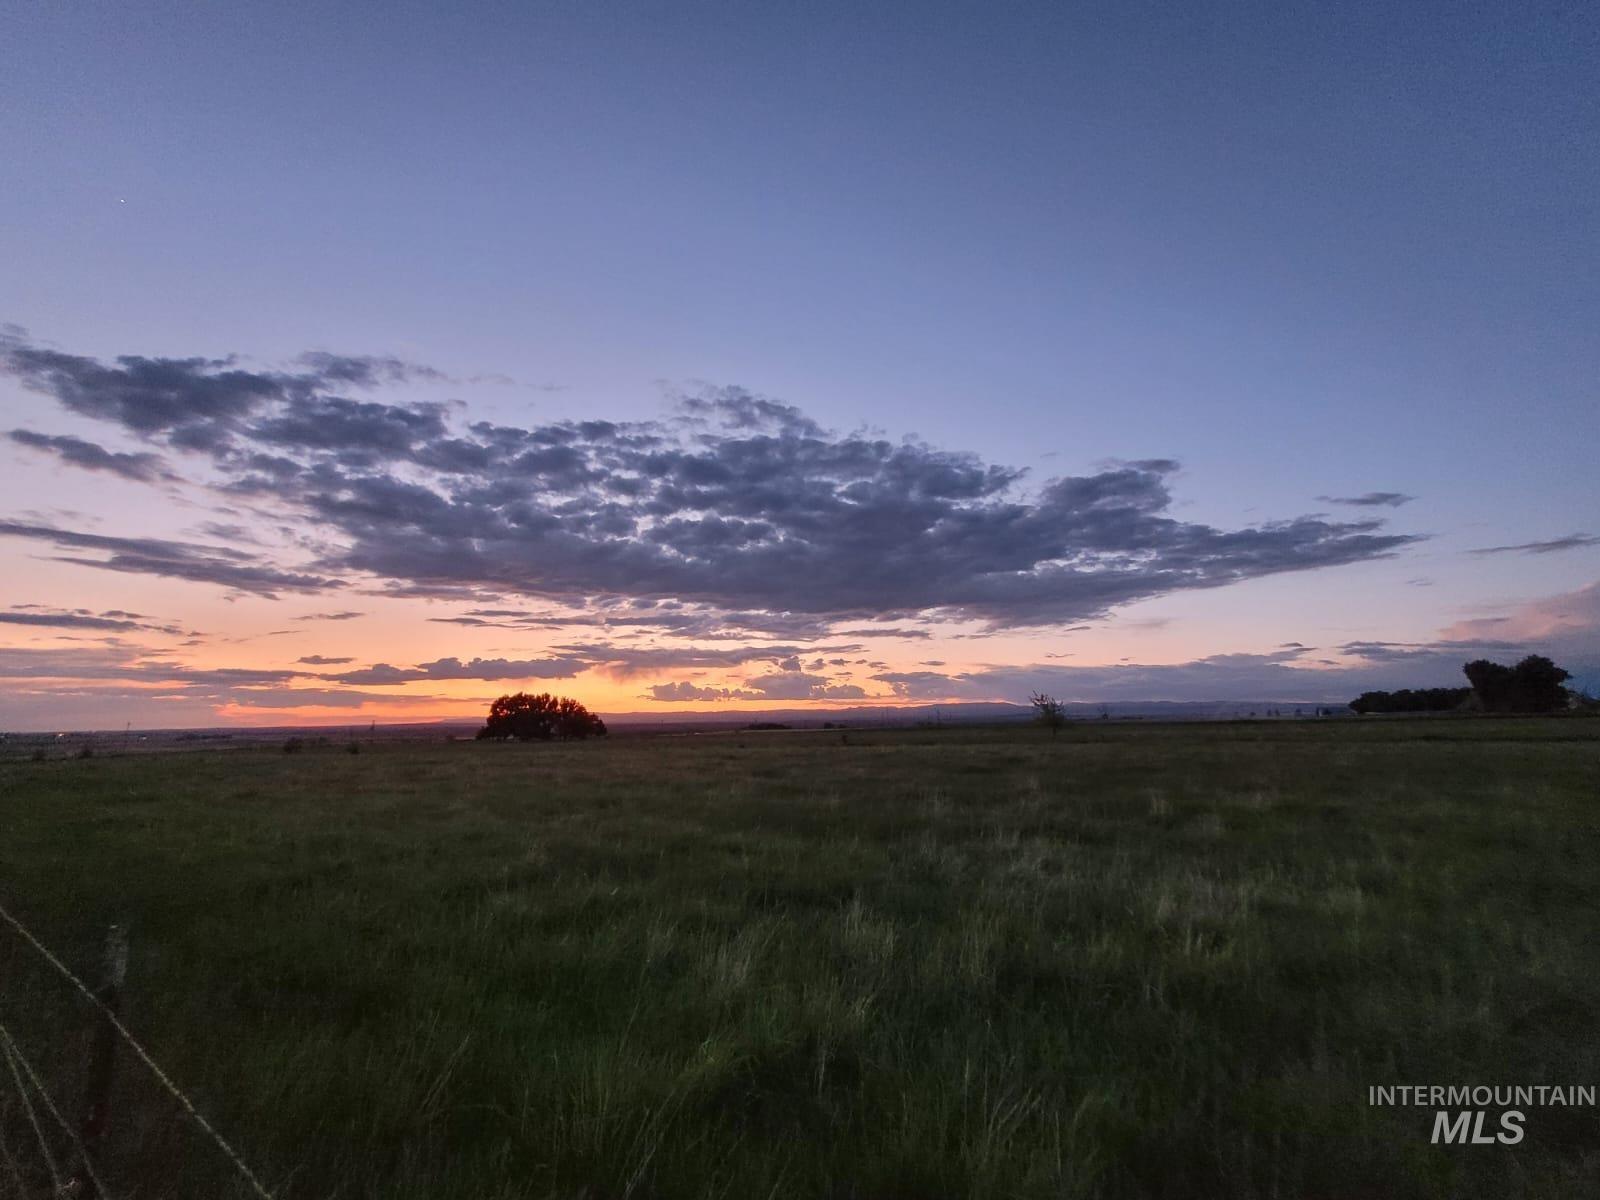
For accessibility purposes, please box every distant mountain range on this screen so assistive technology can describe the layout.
[596,699,1344,729]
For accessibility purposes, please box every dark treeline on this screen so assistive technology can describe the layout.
[1351,655,1573,716]
[1349,687,1472,715]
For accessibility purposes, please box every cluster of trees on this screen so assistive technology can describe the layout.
[1349,687,1472,715]
[477,692,608,741]
[1350,655,1573,716]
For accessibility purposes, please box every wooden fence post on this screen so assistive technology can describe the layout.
[71,924,127,1196]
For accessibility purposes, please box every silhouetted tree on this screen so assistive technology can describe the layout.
[1462,659,1515,711]
[477,692,608,741]
[1031,692,1067,737]
[1509,655,1572,712]
[1464,655,1571,713]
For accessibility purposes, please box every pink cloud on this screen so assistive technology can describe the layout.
[1438,580,1600,645]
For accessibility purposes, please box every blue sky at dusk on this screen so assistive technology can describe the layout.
[2,0,1595,728]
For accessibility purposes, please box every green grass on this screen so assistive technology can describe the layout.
[1,717,1597,1198]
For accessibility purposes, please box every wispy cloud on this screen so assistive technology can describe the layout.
[321,655,589,685]
[1316,492,1414,508]
[0,520,342,598]
[0,606,180,635]
[1468,534,1599,556]
[8,430,173,482]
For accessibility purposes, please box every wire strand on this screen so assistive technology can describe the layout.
[0,1027,62,1194]
[0,1016,113,1199]
[0,1100,32,1197]
[0,902,274,1199]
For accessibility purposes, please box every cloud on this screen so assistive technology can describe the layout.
[424,603,849,640]
[292,610,366,621]
[1436,580,1600,647]
[646,681,759,702]
[0,642,472,728]
[7,430,171,482]
[1316,492,1415,508]
[321,655,588,684]
[296,654,355,665]
[871,670,965,698]
[645,672,867,702]
[292,352,443,388]
[4,332,1422,627]
[0,605,184,636]
[831,626,934,640]
[1,611,140,632]
[280,446,1422,627]
[1,340,283,449]
[0,520,342,598]
[738,671,867,700]
[0,644,303,687]
[221,687,449,710]
[249,396,450,468]
[193,521,264,544]
[0,330,441,454]
[1467,534,1599,556]
[551,642,862,677]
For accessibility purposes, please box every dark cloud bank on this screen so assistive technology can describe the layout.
[1,331,1423,634]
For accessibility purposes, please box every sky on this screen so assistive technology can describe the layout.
[1,0,1596,730]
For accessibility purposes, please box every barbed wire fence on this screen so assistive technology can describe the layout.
[0,901,276,1199]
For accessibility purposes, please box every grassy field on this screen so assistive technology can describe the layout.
[1,717,1597,1198]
